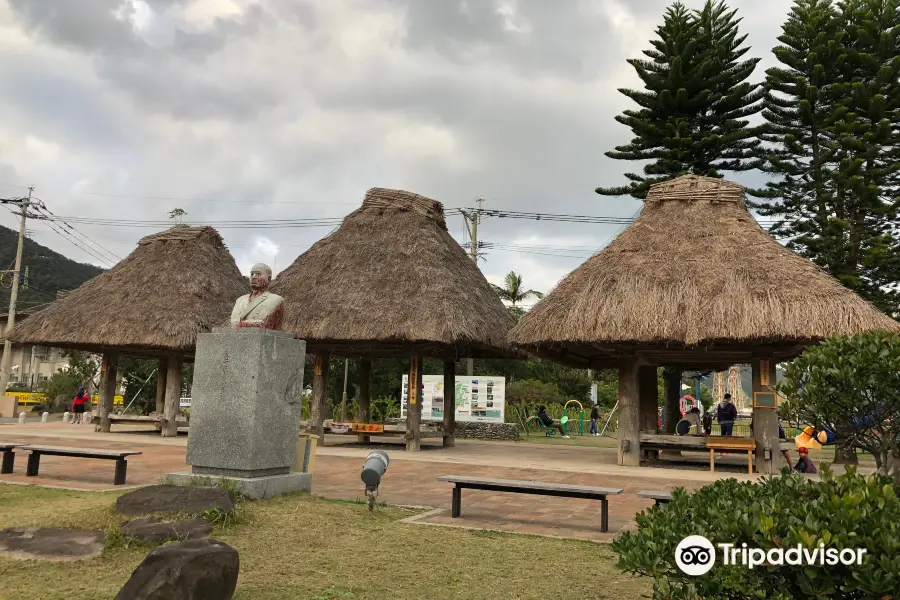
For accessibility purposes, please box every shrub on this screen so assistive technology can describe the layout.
[613,467,900,599]
[506,379,565,407]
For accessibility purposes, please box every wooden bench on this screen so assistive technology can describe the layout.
[0,443,20,474]
[706,436,756,474]
[21,445,142,485]
[91,415,189,431]
[439,475,623,532]
[638,490,672,505]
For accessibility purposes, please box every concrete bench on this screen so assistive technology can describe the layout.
[0,443,20,474]
[438,475,624,532]
[638,490,672,505]
[21,445,142,485]
[90,415,188,431]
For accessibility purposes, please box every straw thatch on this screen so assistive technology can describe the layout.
[8,226,246,356]
[270,188,516,358]
[510,175,900,368]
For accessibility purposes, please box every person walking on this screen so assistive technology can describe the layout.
[71,386,89,425]
[716,394,738,435]
[589,403,601,436]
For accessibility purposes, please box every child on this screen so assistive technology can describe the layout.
[793,447,817,474]
[71,387,89,425]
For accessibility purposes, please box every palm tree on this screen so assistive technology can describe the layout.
[491,272,544,308]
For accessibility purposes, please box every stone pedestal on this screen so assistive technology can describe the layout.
[169,328,309,499]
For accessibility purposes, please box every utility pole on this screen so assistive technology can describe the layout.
[0,187,33,395]
[461,199,484,378]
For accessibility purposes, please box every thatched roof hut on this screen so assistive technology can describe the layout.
[270,188,516,359]
[8,226,246,358]
[510,175,900,369]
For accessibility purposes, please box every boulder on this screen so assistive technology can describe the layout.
[0,527,104,561]
[123,518,213,543]
[115,538,239,600]
[116,485,233,517]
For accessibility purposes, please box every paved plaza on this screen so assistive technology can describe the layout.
[1,422,764,542]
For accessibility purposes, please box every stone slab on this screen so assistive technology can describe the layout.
[123,517,213,543]
[116,484,234,517]
[186,328,306,476]
[167,471,311,500]
[0,527,104,561]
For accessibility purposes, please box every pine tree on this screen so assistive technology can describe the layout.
[749,0,846,271]
[828,0,900,314]
[597,0,763,199]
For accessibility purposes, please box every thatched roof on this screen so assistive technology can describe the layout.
[8,227,246,357]
[510,175,900,369]
[270,188,516,359]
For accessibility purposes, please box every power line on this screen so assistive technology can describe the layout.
[30,208,116,268]
[32,199,122,263]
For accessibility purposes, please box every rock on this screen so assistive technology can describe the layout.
[116,485,233,517]
[0,527,104,561]
[115,538,239,600]
[454,422,520,441]
[123,518,213,543]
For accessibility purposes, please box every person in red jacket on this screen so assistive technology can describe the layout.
[71,386,89,424]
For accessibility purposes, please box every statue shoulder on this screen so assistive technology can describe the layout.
[268,292,285,304]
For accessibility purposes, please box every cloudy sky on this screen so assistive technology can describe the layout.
[0,0,789,304]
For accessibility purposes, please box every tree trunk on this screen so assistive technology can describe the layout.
[832,441,859,466]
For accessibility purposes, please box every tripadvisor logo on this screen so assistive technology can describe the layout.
[675,535,867,575]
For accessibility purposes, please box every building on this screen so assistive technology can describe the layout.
[0,312,70,388]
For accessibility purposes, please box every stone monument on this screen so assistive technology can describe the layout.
[168,264,309,499]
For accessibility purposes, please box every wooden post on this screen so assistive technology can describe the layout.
[751,357,779,474]
[357,359,372,444]
[310,352,330,439]
[96,352,119,433]
[639,365,659,459]
[155,364,167,414]
[442,360,456,448]
[406,354,422,451]
[161,353,182,437]
[662,368,682,434]
[617,357,641,467]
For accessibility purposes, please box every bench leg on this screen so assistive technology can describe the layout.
[26,452,40,477]
[709,448,715,472]
[748,450,753,474]
[600,497,609,532]
[114,458,127,485]
[1,450,14,474]
[451,485,461,518]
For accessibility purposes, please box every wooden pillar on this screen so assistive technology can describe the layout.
[639,365,659,459]
[751,357,779,474]
[357,359,372,444]
[663,368,682,434]
[442,360,456,448]
[310,352,330,439]
[155,364,167,414]
[161,353,182,437]
[96,352,119,433]
[406,354,422,451]
[617,357,641,467]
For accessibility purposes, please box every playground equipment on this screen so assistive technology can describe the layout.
[679,395,698,416]
[563,400,585,436]
[795,425,836,450]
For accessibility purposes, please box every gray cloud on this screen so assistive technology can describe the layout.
[0,0,791,294]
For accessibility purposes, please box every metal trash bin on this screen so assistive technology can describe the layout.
[293,433,319,473]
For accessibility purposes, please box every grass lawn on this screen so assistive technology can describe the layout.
[0,484,649,600]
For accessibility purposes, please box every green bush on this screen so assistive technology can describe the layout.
[613,467,900,599]
[506,379,566,407]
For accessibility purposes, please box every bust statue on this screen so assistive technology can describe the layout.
[230,263,284,330]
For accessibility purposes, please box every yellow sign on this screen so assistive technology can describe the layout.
[314,356,323,377]
[8,391,124,405]
[759,360,771,386]
[408,356,419,405]
[351,423,384,433]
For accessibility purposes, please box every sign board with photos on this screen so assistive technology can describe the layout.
[401,375,505,424]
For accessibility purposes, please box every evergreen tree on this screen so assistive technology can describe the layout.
[597,1,763,199]
[753,0,900,316]
[749,0,846,273]
[829,0,900,314]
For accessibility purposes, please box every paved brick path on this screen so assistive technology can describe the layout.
[0,423,742,541]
